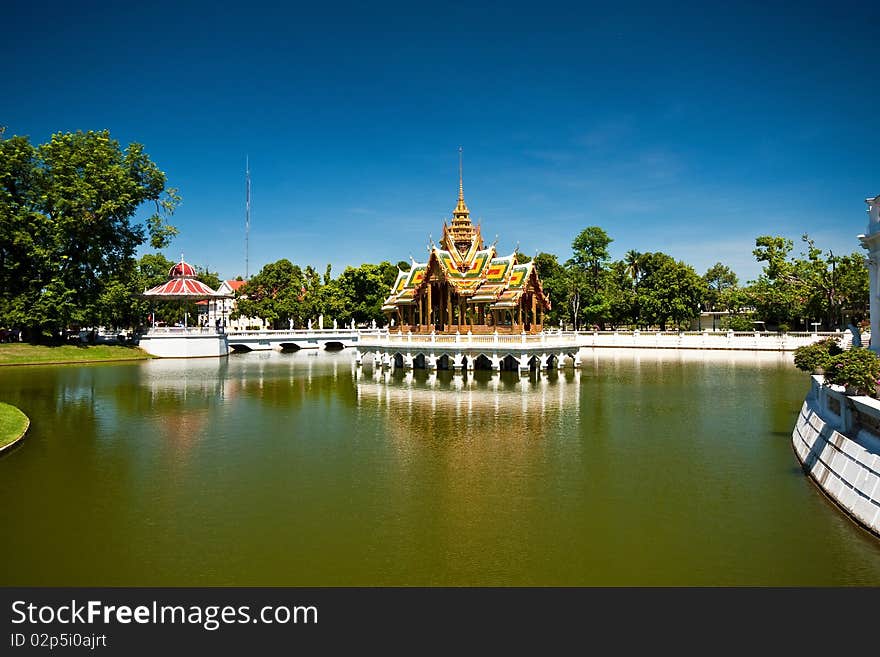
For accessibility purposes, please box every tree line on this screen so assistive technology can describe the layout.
[525,227,867,332]
[0,129,868,341]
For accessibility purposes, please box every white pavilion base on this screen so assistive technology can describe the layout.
[355,330,582,373]
[137,328,230,358]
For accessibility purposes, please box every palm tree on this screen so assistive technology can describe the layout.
[624,250,643,286]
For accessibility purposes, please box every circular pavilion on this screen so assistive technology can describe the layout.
[138,259,231,358]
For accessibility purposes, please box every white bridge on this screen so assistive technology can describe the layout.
[225,328,383,352]
[138,326,850,360]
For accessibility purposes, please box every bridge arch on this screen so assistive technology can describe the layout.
[474,354,492,371]
[500,354,518,371]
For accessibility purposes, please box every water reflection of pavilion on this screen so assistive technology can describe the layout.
[355,368,583,443]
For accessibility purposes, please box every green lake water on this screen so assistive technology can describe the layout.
[1,349,879,586]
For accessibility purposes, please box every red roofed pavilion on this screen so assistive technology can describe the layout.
[143,260,224,299]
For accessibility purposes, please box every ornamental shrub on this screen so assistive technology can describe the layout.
[793,338,843,373]
[823,347,880,396]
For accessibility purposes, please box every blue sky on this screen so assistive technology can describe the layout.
[3,1,878,282]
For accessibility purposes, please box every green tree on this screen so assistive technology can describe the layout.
[749,235,801,328]
[234,259,309,329]
[533,252,566,327]
[833,252,869,325]
[0,129,179,341]
[703,263,738,311]
[568,226,613,329]
[195,266,222,291]
[636,252,706,330]
[748,234,866,330]
[606,260,636,328]
[334,261,399,326]
[624,249,643,284]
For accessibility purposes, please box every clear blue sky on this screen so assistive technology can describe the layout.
[3,0,878,282]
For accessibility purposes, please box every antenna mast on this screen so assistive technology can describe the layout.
[245,156,250,280]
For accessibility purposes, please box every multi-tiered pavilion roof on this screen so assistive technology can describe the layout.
[382,153,550,333]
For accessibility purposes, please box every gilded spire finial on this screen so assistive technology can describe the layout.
[458,146,464,202]
[453,147,470,219]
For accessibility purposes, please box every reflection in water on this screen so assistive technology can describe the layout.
[356,367,582,448]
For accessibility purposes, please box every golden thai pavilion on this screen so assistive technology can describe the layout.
[382,157,550,333]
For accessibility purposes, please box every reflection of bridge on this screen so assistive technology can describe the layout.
[225,328,384,352]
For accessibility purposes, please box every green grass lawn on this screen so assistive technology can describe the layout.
[0,343,151,365]
[0,402,29,449]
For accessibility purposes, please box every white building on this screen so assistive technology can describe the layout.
[196,280,267,331]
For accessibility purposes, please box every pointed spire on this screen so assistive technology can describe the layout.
[453,146,469,218]
[458,146,464,202]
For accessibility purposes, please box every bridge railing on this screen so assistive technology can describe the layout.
[226,328,369,338]
[144,326,223,336]
[565,329,849,350]
[358,330,573,347]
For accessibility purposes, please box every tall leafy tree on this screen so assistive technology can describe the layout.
[624,249,643,284]
[0,129,179,340]
[748,235,800,327]
[833,252,869,324]
[748,234,866,330]
[334,261,399,326]
[636,252,706,330]
[606,260,636,328]
[703,263,739,311]
[568,226,613,329]
[234,259,309,329]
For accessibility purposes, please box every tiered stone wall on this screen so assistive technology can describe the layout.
[792,376,880,536]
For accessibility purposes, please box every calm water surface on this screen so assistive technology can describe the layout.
[2,349,879,585]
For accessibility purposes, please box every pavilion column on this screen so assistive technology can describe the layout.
[531,294,537,333]
[427,286,433,331]
[446,286,452,333]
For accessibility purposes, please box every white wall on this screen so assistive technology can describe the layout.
[792,376,880,536]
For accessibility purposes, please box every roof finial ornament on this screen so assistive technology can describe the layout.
[458,145,464,202]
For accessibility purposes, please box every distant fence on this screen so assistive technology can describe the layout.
[357,329,850,352]
[568,329,850,351]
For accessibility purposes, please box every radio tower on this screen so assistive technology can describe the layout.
[245,156,250,281]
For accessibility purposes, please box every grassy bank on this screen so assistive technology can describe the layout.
[0,343,151,366]
[0,402,29,449]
